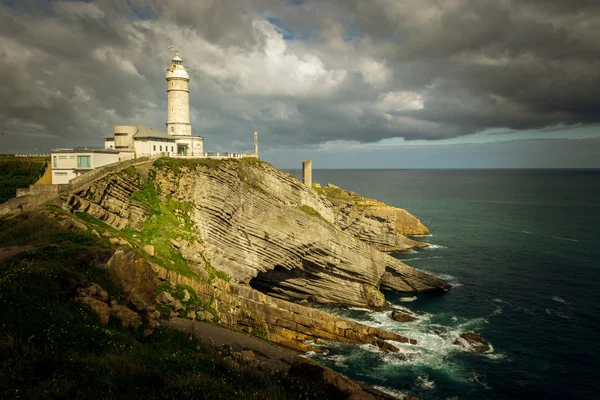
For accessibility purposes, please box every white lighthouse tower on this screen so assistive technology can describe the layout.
[166,48,191,137]
[165,47,203,156]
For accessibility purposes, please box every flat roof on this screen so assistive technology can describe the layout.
[51,147,120,154]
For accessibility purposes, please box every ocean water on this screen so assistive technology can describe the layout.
[288,169,600,400]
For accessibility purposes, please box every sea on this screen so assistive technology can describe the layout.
[288,169,600,400]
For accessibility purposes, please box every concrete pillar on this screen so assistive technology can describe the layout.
[254,132,259,158]
[302,160,312,189]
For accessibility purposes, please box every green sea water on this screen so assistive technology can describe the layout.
[289,169,600,400]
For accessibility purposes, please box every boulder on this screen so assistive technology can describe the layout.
[376,339,399,353]
[391,309,418,323]
[143,245,155,256]
[105,250,158,311]
[77,283,109,302]
[454,332,491,354]
[171,299,184,311]
[157,291,174,303]
[110,302,142,329]
[79,296,110,325]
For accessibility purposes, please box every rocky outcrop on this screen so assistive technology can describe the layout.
[390,308,418,323]
[150,160,449,308]
[75,282,152,333]
[315,184,429,252]
[151,259,418,353]
[66,171,150,230]
[454,332,491,353]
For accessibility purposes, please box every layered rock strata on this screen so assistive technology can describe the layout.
[152,160,449,307]
[66,171,150,230]
[149,255,418,352]
[315,184,430,252]
[66,160,449,308]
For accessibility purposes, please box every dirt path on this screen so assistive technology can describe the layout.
[163,318,400,399]
[163,317,301,371]
[35,163,52,185]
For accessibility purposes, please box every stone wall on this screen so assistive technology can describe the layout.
[150,261,417,352]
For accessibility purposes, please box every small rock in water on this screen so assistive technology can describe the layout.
[399,296,417,302]
[454,332,491,353]
[391,309,418,323]
[376,339,399,353]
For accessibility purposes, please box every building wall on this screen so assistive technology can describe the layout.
[134,139,176,157]
[105,139,115,149]
[51,151,119,184]
[92,152,120,168]
[52,169,77,184]
[174,137,203,156]
[166,78,191,136]
[113,126,137,150]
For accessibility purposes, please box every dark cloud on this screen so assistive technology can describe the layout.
[0,0,599,154]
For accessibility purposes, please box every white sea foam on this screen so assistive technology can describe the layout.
[492,306,503,316]
[348,307,373,312]
[552,296,568,304]
[327,354,347,367]
[424,243,448,249]
[402,255,444,261]
[552,236,579,242]
[410,234,433,237]
[372,386,407,399]
[522,230,534,234]
[416,374,436,389]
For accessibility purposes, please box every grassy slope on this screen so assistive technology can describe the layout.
[0,213,342,399]
[0,156,48,203]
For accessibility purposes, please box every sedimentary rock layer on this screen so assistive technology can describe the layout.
[153,160,449,307]
[149,258,417,352]
[315,184,430,251]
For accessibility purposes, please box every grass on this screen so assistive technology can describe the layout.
[122,182,196,277]
[0,156,48,203]
[298,205,335,228]
[0,215,345,399]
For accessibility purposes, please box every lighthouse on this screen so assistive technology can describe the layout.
[166,49,191,137]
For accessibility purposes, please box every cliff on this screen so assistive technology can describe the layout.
[314,183,430,251]
[67,159,449,310]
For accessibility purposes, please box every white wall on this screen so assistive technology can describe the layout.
[50,151,119,184]
[134,139,175,157]
[92,152,119,168]
[51,169,77,184]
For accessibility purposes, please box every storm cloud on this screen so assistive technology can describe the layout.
[0,0,599,153]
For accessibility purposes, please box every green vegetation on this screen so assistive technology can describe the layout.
[202,254,230,284]
[157,282,219,323]
[0,214,342,399]
[0,156,48,203]
[313,185,360,202]
[298,205,335,228]
[153,157,224,174]
[123,182,196,277]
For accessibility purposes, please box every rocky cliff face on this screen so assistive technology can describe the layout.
[66,159,449,309]
[151,159,449,308]
[314,184,430,252]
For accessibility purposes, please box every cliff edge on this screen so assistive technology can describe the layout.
[67,158,449,309]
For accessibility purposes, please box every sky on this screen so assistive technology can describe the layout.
[0,0,599,168]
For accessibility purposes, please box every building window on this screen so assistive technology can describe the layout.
[53,156,57,168]
[160,145,162,151]
[171,127,174,133]
[153,145,156,151]
[171,146,174,152]
[77,155,91,168]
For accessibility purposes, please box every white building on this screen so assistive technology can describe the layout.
[51,148,120,184]
[104,51,204,157]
